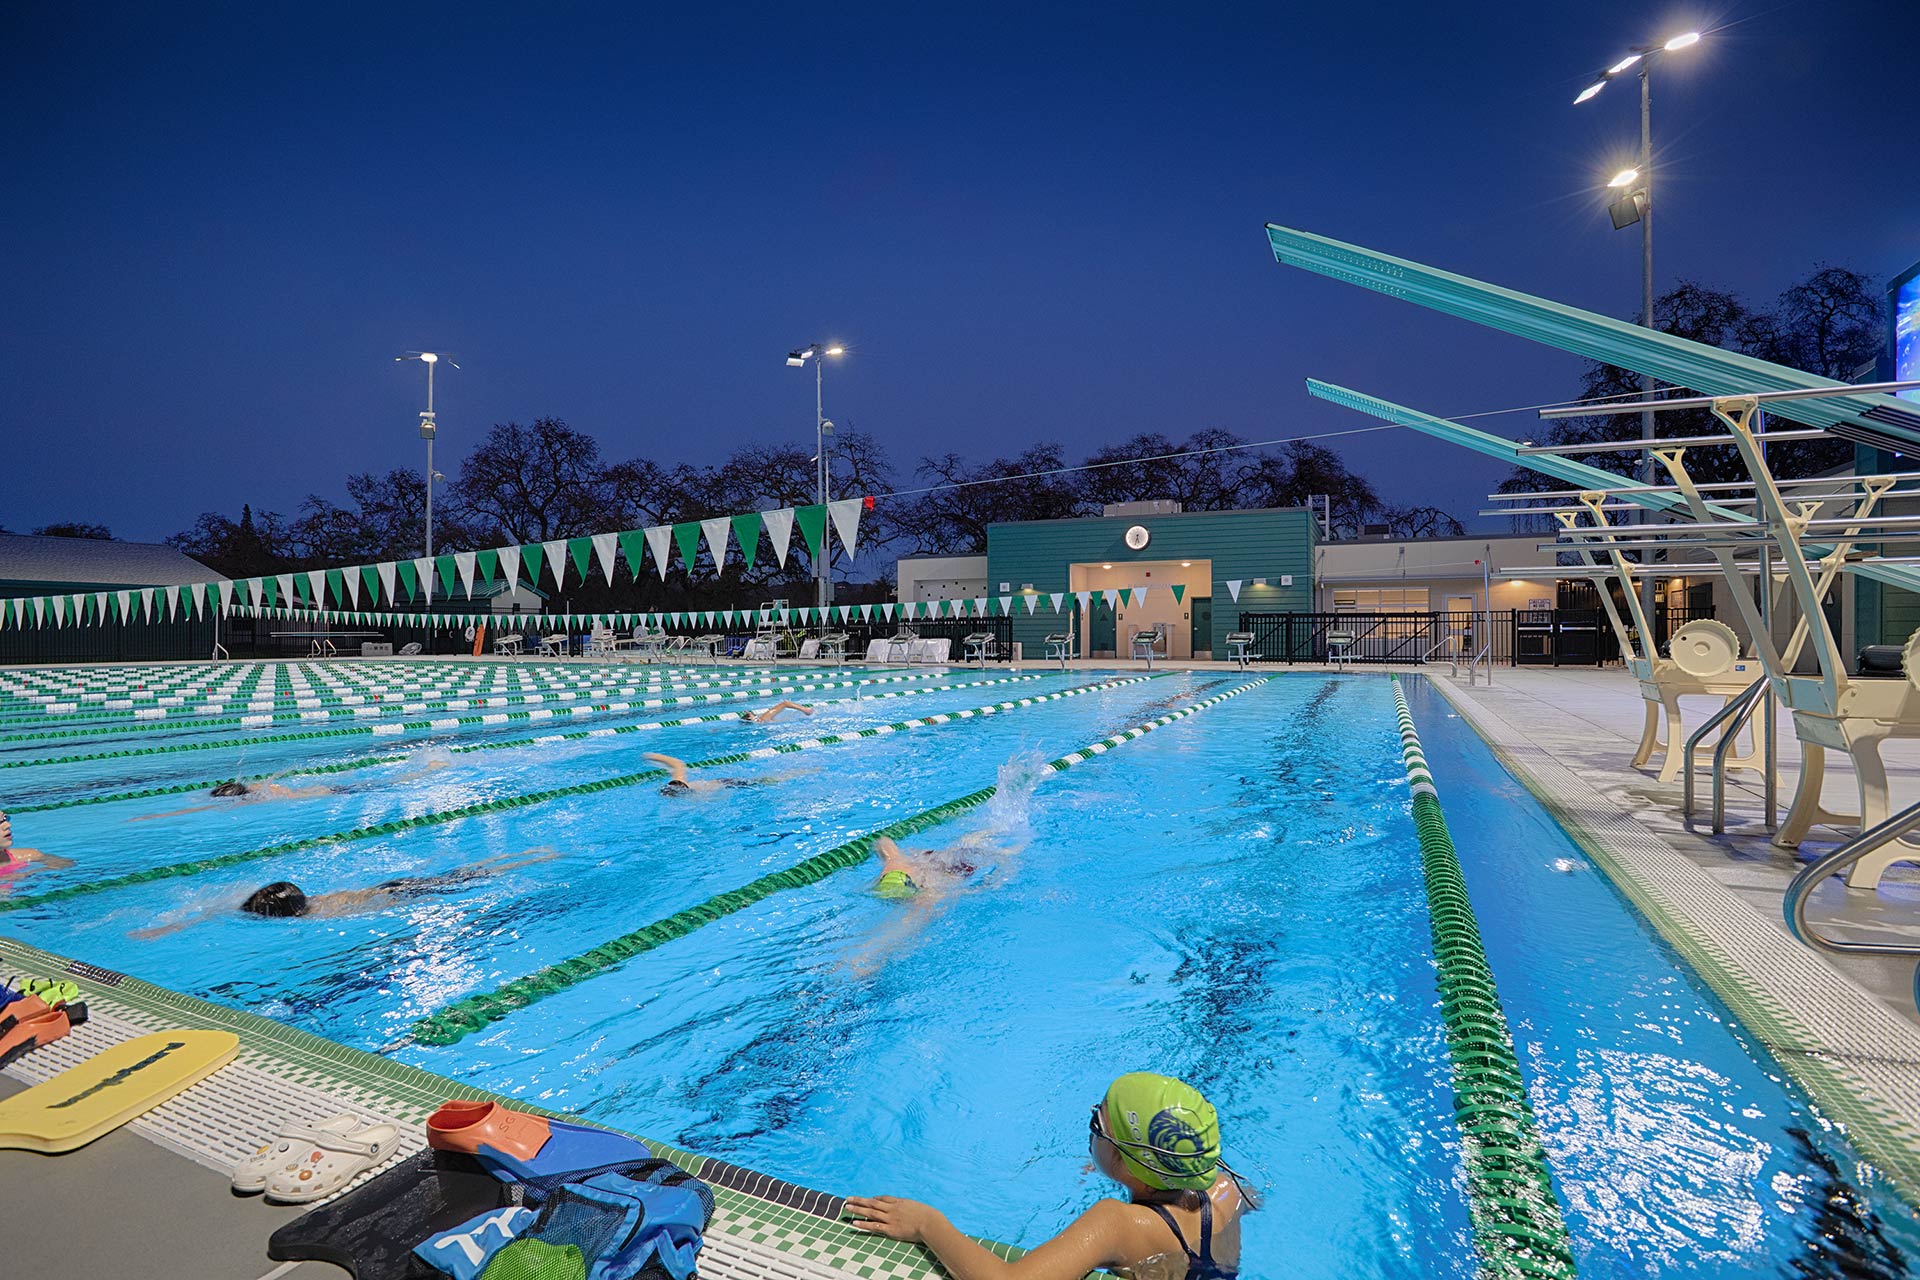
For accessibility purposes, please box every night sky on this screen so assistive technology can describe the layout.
[5,1,1916,546]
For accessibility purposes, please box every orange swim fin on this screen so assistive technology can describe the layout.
[424,1099,551,1161]
[0,1002,86,1069]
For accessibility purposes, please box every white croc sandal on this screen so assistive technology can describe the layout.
[233,1113,368,1193]
[262,1122,402,1204]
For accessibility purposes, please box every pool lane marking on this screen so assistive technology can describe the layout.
[0,674,1162,916]
[401,676,1268,1048]
[7,671,1066,813]
[0,669,992,772]
[0,667,946,744]
[0,665,800,728]
[1391,679,1578,1280]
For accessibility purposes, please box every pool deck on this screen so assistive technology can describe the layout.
[13,657,1920,1271]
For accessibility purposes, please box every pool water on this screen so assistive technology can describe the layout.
[4,661,1918,1277]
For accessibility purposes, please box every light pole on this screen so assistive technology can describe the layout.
[1575,29,1700,632]
[786,343,845,609]
[395,351,457,565]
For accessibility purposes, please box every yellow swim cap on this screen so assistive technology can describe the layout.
[873,868,918,899]
[1100,1072,1221,1191]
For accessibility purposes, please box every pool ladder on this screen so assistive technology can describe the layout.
[1784,795,1920,1013]
[1681,675,1776,834]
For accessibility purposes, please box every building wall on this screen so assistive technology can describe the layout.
[0,578,217,664]
[895,555,989,604]
[986,508,1316,657]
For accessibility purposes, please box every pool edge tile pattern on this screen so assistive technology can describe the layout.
[1427,675,1920,1210]
[0,934,1013,1280]
[1392,680,1578,1280]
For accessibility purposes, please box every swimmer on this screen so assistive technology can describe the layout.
[869,835,978,900]
[740,700,814,724]
[848,1073,1250,1280]
[131,849,565,938]
[643,753,766,796]
[0,811,73,877]
[132,778,340,821]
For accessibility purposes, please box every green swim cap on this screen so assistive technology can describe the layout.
[873,868,918,899]
[1101,1072,1220,1191]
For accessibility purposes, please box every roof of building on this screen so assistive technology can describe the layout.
[0,533,220,588]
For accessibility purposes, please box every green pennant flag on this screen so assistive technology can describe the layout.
[730,513,762,573]
[436,555,458,598]
[325,568,345,608]
[476,549,499,588]
[1172,584,1186,603]
[396,560,419,601]
[520,544,545,590]
[1117,587,1131,607]
[360,565,382,604]
[617,531,648,581]
[672,522,702,572]
[794,504,827,561]
[567,537,593,584]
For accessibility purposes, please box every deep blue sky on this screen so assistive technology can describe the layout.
[4,1,1916,545]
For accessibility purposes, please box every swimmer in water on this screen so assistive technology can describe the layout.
[869,835,978,900]
[740,700,814,724]
[0,811,73,878]
[848,1073,1250,1280]
[131,849,565,938]
[132,778,341,821]
[643,753,767,796]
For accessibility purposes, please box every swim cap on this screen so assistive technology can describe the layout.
[1100,1072,1221,1191]
[242,881,309,918]
[873,868,918,899]
[211,781,250,798]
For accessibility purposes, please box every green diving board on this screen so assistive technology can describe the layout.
[1266,223,1920,451]
[1303,379,1920,599]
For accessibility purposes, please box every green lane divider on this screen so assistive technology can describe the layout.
[407,676,1266,1047]
[0,666,923,745]
[1391,679,1577,1280]
[0,670,974,772]
[6,671,1061,813]
[0,674,1157,916]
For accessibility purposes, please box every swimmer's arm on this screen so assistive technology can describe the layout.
[642,753,689,784]
[845,1198,1123,1280]
[131,905,224,940]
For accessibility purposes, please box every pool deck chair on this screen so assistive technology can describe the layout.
[1226,631,1258,670]
[1651,400,1918,883]
[1044,627,1075,671]
[962,631,996,668]
[1556,496,1768,786]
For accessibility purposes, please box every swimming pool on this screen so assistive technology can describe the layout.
[4,659,1917,1277]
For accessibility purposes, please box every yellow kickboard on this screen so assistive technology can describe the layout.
[0,1030,239,1153]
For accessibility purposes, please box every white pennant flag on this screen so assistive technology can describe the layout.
[541,540,567,589]
[497,545,522,592]
[1075,591,1091,611]
[343,568,361,607]
[141,588,154,621]
[307,569,327,607]
[115,590,132,621]
[52,595,65,626]
[827,498,864,558]
[32,597,45,627]
[700,517,731,569]
[761,508,795,569]
[1025,594,1038,614]
[643,526,673,580]
[165,587,178,621]
[999,595,1012,616]
[1050,592,1064,612]
[455,551,478,597]
[1226,580,1243,602]
[1134,586,1149,606]
[882,602,895,620]
[247,578,266,609]
[274,574,294,608]
[974,597,987,617]
[1102,590,1119,610]
[93,591,107,620]
[858,603,872,622]
[412,556,435,602]
[592,533,619,585]
[375,562,398,605]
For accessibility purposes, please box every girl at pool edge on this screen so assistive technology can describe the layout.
[0,810,74,878]
[846,1073,1248,1280]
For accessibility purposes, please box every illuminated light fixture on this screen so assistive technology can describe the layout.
[1664,31,1700,50]
[825,345,844,356]
[1102,563,1113,570]
[1180,561,1193,567]
[1608,167,1640,188]
[785,352,806,367]
[1606,54,1641,74]
[787,340,848,609]
[1574,82,1606,104]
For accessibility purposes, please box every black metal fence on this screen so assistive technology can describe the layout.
[1234,607,1711,667]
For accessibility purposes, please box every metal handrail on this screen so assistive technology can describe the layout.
[211,642,230,661]
[1681,675,1767,826]
[1784,798,1920,1012]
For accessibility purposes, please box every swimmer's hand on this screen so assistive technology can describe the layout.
[844,1196,946,1244]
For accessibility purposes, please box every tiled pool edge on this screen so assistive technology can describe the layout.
[1422,675,1920,1209]
[0,933,1016,1280]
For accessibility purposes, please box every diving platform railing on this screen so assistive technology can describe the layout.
[1784,796,1920,1012]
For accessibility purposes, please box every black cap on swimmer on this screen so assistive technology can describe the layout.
[242,881,309,918]
[212,780,250,798]
[660,779,692,796]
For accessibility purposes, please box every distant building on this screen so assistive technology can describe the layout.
[0,532,220,663]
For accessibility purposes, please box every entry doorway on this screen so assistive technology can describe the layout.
[1068,560,1214,660]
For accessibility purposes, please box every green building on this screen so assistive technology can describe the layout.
[948,504,1317,659]
[0,533,220,664]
